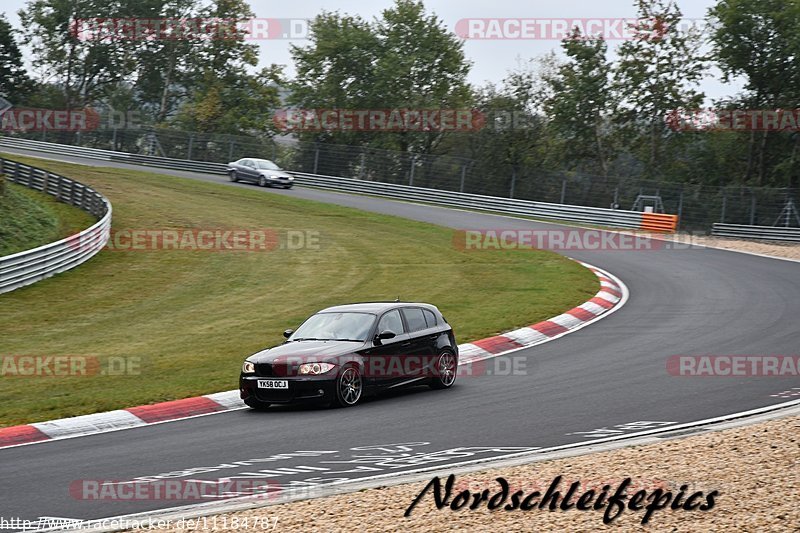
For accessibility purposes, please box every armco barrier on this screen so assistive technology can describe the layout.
[290,171,649,228]
[0,157,112,294]
[712,223,800,242]
[0,137,678,231]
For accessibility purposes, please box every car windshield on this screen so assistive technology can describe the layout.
[291,312,375,342]
[254,160,280,170]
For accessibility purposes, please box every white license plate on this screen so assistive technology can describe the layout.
[257,379,288,389]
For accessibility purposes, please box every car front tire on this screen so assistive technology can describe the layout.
[430,350,458,389]
[333,366,363,407]
[229,170,238,182]
[259,176,267,187]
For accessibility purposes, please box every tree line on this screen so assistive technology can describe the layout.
[1,0,798,189]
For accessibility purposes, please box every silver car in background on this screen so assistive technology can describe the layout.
[226,158,295,189]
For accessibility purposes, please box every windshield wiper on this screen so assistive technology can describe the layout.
[327,338,365,342]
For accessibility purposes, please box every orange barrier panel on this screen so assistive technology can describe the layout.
[641,213,679,233]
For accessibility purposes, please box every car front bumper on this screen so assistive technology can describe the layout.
[239,374,336,404]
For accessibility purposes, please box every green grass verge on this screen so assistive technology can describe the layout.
[0,154,598,427]
[0,178,96,256]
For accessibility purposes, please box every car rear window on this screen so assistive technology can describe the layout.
[402,308,428,332]
[422,309,437,327]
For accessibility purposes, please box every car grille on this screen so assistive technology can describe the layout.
[255,362,291,377]
[255,363,274,377]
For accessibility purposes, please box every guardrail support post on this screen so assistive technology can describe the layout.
[509,167,517,198]
[560,179,567,204]
[409,156,416,186]
[720,188,727,223]
[749,192,756,225]
[459,164,467,192]
[187,135,194,160]
[313,145,320,174]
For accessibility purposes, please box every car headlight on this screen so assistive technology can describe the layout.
[242,361,255,373]
[298,362,335,375]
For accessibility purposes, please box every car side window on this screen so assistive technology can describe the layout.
[422,309,437,327]
[377,309,404,335]
[401,308,427,332]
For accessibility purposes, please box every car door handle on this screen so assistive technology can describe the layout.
[400,341,412,347]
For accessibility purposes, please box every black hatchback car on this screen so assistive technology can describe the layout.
[239,302,458,408]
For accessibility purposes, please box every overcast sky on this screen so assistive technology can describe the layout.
[2,0,744,103]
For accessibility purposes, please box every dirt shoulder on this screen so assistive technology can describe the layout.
[150,414,799,532]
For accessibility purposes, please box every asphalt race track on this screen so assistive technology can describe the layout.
[1,147,799,524]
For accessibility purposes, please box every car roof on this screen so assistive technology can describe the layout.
[318,302,439,314]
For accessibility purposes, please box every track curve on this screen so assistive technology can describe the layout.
[0,147,798,524]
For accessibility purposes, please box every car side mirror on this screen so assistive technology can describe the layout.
[374,330,396,345]
[283,329,294,339]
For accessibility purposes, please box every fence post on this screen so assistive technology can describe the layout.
[677,188,684,231]
[359,152,366,179]
[720,188,727,223]
[460,163,467,192]
[409,156,416,186]
[749,191,756,226]
[187,134,194,160]
[228,141,234,161]
[313,144,320,174]
[560,179,567,204]
[509,167,517,198]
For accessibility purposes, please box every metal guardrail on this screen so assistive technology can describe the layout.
[712,223,800,242]
[0,157,112,294]
[0,137,227,174]
[0,137,655,229]
[290,171,647,228]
